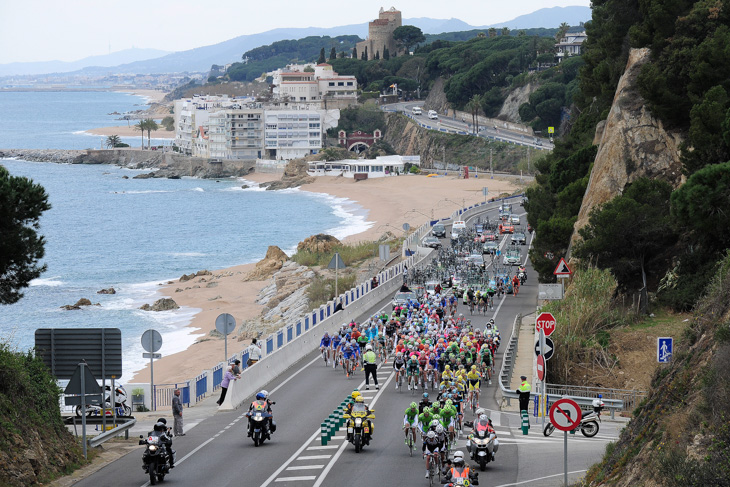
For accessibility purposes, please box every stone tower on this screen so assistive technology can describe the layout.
[356,7,403,61]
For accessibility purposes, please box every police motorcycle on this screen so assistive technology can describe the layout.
[344,400,375,453]
[543,396,605,437]
[465,414,498,471]
[75,384,131,417]
[139,418,175,485]
[246,390,276,446]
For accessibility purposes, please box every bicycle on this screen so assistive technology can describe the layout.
[470,387,480,414]
[427,450,441,486]
[320,347,329,366]
[405,426,415,457]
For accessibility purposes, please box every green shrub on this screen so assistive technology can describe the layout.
[307,273,358,308]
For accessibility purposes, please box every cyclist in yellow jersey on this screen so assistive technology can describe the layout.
[441,365,454,382]
[466,365,482,409]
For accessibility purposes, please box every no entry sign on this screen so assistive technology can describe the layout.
[537,355,545,381]
[549,398,582,432]
[535,312,556,336]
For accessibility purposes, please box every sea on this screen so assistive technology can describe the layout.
[0,91,371,382]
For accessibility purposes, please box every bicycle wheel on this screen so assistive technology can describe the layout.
[408,430,414,457]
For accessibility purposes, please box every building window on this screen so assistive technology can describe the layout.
[329,82,335,86]
[338,82,344,86]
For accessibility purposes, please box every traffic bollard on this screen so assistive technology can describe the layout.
[521,410,529,435]
[321,422,328,445]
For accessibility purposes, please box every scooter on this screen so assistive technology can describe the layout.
[543,398,605,437]
[75,385,131,417]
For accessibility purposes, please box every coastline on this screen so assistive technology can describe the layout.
[129,171,521,385]
[84,125,175,139]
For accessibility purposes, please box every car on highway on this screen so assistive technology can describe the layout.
[466,253,485,268]
[500,212,511,221]
[483,241,499,254]
[474,224,484,235]
[499,223,515,234]
[503,248,522,265]
[392,290,418,309]
[512,232,527,245]
[425,280,441,296]
[483,232,497,241]
[412,106,422,115]
[432,223,446,238]
[422,236,442,249]
[510,215,520,225]
[428,110,439,120]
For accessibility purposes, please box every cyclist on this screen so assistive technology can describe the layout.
[404,401,419,446]
[393,352,406,390]
[417,407,435,438]
[342,339,356,377]
[330,332,342,367]
[422,430,442,478]
[440,398,458,444]
[406,353,421,391]
[319,332,331,365]
[467,365,482,409]
[419,392,432,413]
[479,344,493,382]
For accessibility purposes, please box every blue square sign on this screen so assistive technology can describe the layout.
[657,337,673,363]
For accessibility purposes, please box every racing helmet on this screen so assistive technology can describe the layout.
[355,396,364,403]
[410,402,418,410]
[365,344,373,351]
[427,430,436,439]
[453,451,465,465]
[475,408,486,416]
[436,424,445,434]
[351,391,361,400]
[479,414,489,423]
[431,419,440,428]
[471,365,477,370]
[256,392,266,400]
[153,421,166,432]
[423,392,429,400]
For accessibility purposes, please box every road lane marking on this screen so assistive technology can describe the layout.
[275,476,317,482]
[260,430,320,487]
[286,465,324,470]
[493,469,587,487]
[297,455,331,460]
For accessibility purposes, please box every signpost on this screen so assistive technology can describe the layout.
[537,354,545,381]
[535,312,556,336]
[141,329,162,411]
[64,363,103,459]
[549,398,582,486]
[482,187,488,204]
[328,252,347,297]
[534,337,554,360]
[215,313,237,363]
[657,337,673,363]
[538,284,564,300]
[553,258,572,277]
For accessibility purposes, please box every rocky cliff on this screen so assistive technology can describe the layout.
[259,159,314,190]
[570,48,684,247]
[497,82,537,123]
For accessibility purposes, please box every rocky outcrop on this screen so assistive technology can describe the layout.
[97,287,116,294]
[297,234,342,254]
[423,77,449,113]
[140,298,179,311]
[242,246,289,281]
[180,270,212,282]
[259,159,314,190]
[570,48,684,248]
[0,149,87,163]
[497,82,538,123]
[60,298,100,310]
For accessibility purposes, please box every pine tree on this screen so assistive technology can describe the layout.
[318,47,326,64]
[383,46,390,60]
[362,47,368,60]
[352,47,357,58]
[375,50,380,60]
[329,47,337,61]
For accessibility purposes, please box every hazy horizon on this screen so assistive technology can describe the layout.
[0,0,590,64]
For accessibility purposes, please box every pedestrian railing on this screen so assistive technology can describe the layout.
[546,384,646,413]
[154,382,190,409]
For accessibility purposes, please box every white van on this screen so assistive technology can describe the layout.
[451,220,466,239]
[428,110,438,120]
[412,106,422,115]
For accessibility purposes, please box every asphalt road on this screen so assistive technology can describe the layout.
[76,203,621,487]
[383,102,554,151]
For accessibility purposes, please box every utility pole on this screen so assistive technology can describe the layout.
[490,149,493,178]
[442,146,446,172]
[527,148,531,174]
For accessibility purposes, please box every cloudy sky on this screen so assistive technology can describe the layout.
[0,0,590,64]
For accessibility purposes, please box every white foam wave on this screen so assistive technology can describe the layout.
[304,192,374,240]
[170,252,207,258]
[191,187,204,192]
[116,189,171,194]
[29,277,66,287]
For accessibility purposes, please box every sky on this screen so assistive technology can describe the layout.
[0,0,591,64]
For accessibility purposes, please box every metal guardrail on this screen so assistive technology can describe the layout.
[546,384,646,413]
[499,313,522,404]
[88,418,137,448]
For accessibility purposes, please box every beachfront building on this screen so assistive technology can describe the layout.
[270,63,358,109]
[307,155,420,179]
[174,95,255,155]
[265,110,322,160]
[223,108,265,160]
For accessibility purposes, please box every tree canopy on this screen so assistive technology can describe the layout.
[393,25,425,53]
[0,166,51,305]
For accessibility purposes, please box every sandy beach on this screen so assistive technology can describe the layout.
[129,172,521,385]
[86,125,175,139]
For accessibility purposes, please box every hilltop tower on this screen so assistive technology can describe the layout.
[356,7,404,61]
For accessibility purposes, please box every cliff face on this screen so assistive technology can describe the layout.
[571,48,684,246]
[497,82,537,123]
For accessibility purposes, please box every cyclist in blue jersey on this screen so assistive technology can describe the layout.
[342,339,357,377]
[319,332,332,365]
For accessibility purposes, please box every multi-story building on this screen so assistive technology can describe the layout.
[271,63,357,108]
[223,108,264,160]
[555,31,588,62]
[264,110,322,160]
[174,95,251,155]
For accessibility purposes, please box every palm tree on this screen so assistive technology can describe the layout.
[134,120,146,148]
[556,22,570,41]
[465,94,482,135]
[143,119,159,149]
[106,135,121,149]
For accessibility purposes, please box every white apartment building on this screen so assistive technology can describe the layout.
[223,108,264,160]
[270,63,357,107]
[174,95,254,155]
[265,110,322,160]
[555,31,588,61]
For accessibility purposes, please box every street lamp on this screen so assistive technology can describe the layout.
[441,198,466,210]
[406,208,434,222]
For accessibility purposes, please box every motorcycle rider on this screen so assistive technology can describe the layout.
[467,413,499,461]
[149,418,175,469]
[351,395,374,444]
[443,450,479,485]
[247,390,276,438]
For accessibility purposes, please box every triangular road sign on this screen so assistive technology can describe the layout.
[64,363,103,396]
[328,252,346,270]
[553,258,572,276]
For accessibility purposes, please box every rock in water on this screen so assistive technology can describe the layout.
[60,298,98,310]
[97,287,116,294]
[140,298,179,311]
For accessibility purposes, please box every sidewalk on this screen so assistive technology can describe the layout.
[502,313,536,413]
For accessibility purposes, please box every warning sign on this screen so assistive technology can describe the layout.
[553,258,572,277]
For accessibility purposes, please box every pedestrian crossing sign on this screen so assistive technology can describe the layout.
[657,337,673,363]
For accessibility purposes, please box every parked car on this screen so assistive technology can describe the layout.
[432,224,446,238]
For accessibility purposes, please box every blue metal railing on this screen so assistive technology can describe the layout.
[212,364,223,391]
[195,373,207,402]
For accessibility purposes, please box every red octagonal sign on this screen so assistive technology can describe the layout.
[536,312,556,337]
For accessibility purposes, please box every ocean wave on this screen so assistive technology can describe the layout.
[304,192,374,240]
[29,277,66,287]
[191,187,204,192]
[116,189,172,194]
[170,252,207,258]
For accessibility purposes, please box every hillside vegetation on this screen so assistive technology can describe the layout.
[0,344,85,485]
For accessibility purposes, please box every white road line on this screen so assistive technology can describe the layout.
[275,476,317,482]
[306,444,341,450]
[285,465,324,470]
[493,469,587,487]
[269,354,322,396]
[297,455,331,460]
[259,430,321,487]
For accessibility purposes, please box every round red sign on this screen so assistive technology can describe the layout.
[536,312,556,337]
[549,398,582,432]
[537,355,545,381]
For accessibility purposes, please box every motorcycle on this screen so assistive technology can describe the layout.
[245,399,275,447]
[466,419,498,470]
[344,403,375,453]
[543,398,605,437]
[518,271,526,285]
[139,431,174,485]
[75,384,131,417]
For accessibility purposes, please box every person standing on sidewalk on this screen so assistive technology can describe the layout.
[217,360,241,406]
[172,389,184,436]
[363,344,379,390]
[247,338,262,367]
[516,375,531,412]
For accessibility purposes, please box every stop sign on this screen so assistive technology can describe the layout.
[537,354,545,381]
[536,312,556,336]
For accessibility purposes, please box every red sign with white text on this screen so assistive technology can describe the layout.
[536,312,556,337]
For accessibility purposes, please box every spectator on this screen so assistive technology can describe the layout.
[216,360,240,406]
[247,338,262,367]
[172,389,184,436]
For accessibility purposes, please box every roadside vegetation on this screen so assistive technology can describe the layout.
[307,272,358,309]
[291,240,388,268]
